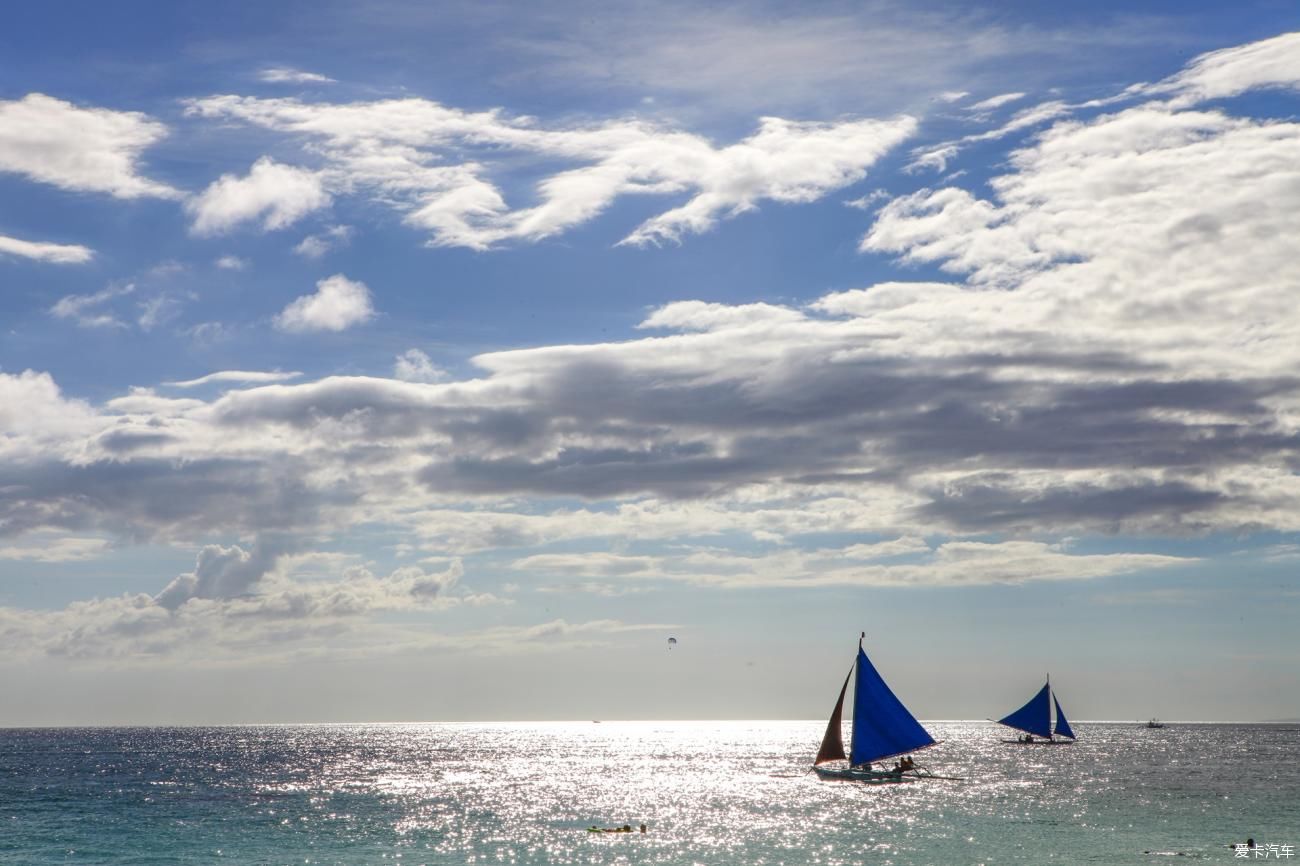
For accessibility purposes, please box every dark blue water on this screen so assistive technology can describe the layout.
[2,722,1296,864]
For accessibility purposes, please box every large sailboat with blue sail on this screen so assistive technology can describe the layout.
[813,633,945,783]
[995,676,1076,744]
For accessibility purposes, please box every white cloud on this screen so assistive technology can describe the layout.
[394,349,447,383]
[14,195,1300,559]
[865,103,1300,379]
[9,32,1300,669]
[293,224,352,259]
[293,236,330,258]
[619,116,917,247]
[0,93,178,198]
[215,255,248,270]
[809,282,964,318]
[49,283,135,329]
[0,534,111,562]
[511,539,1187,589]
[8,35,1300,625]
[188,156,331,235]
[48,274,186,334]
[909,33,1300,177]
[0,369,99,460]
[0,594,647,664]
[637,300,802,332]
[185,321,231,345]
[905,144,960,174]
[906,100,1072,173]
[185,96,915,249]
[274,273,375,333]
[1140,31,1300,107]
[966,91,1026,111]
[258,67,337,84]
[0,547,488,661]
[0,233,93,264]
[137,294,182,332]
[154,543,266,609]
[843,190,889,211]
[166,370,303,388]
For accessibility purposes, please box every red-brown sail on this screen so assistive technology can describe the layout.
[815,665,853,765]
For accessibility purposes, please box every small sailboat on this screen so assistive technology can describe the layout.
[813,633,941,783]
[996,676,1076,744]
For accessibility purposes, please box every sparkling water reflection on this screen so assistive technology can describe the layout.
[2,721,1297,864]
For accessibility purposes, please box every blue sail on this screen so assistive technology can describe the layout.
[1053,695,1075,739]
[998,682,1052,739]
[849,646,936,766]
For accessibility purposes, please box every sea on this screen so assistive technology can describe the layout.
[2,721,1296,865]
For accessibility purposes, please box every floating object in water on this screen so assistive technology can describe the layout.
[667,637,677,649]
[587,824,644,833]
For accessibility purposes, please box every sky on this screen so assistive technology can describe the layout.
[2,0,1300,725]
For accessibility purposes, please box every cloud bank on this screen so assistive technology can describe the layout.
[6,32,1300,665]
[9,33,1300,560]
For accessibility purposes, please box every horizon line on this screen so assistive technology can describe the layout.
[3,718,1296,729]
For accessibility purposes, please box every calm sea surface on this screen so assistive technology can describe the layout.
[2,721,1296,865]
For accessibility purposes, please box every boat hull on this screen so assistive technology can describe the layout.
[1000,739,1074,745]
[814,765,919,783]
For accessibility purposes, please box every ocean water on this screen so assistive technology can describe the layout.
[2,721,1296,865]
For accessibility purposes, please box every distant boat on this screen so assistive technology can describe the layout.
[996,677,1076,744]
[1145,718,1165,729]
[813,632,945,783]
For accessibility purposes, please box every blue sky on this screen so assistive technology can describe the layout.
[3,1,1300,724]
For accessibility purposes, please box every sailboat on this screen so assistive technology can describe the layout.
[813,633,940,782]
[995,677,1076,744]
